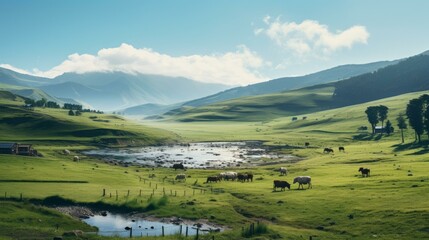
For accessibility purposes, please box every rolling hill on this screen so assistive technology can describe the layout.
[165,52,429,122]
[0,90,176,146]
[181,60,399,108]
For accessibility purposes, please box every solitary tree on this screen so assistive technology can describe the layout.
[365,106,379,134]
[406,98,424,143]
[396,113,407,143]
[68,109,75,116]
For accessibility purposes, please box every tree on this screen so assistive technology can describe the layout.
[396,113,407,143]
[406,98,424,143]
[365,106,379,134]
[68,109,75,116]
[385,120,393,135]
[378,105,389,130]
[75,110,82,116]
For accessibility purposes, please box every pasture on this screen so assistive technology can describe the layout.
[0,90,428,239]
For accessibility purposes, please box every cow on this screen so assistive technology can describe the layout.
[63,149,71,155]
[73,156,80,162]
[279,167,288,176]
[237,173,253,182]
[206,176,220,183]
[339,146,345,152]
[323,148,334,153]
[219,171,237,181]
[358,167,370,177]
[293,176,312,189]
[175,173,186,181]
[273,180,290,191]
[305,142,310,147]
[172,163,185,170]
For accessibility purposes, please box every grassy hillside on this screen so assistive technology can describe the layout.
[166,84,335,122]
[0,91,177,146]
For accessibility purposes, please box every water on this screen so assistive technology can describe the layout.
[82,212,218,237]
[84,141,295,168]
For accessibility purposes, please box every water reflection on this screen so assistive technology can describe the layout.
[84,141,293,168]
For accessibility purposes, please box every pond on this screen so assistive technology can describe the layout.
[82,212,221,237]
[84,141,297,169]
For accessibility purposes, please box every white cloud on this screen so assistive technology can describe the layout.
[2,44,267,86]
[258,17,369,56]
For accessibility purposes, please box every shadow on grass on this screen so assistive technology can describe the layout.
[352,133,383,141]
[392,140,429,155]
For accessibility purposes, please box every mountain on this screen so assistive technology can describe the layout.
[332,54,429,106]
[0,67,52,87]
[119,103,181,116]
[182,60,399,108]
[42,72,231,110]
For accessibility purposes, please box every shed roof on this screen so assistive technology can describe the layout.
[0,142,17,148]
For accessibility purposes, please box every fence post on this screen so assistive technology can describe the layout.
[139,189,142,197]
[186,226,188,237]
[116,190,118,201]
[149,182,151,187]
[156,184,158,189]
[193,189,195,196]
[162,226,164,237]
[102,188,106,196]
[180,225,182,235]
[127,190,130,197]
[196,227,199,240]
[20,193,23,201]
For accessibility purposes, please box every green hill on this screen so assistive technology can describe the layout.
[0,91,176,146]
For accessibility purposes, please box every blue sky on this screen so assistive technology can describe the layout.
[1,0,429,85]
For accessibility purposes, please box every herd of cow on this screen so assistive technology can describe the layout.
[206,171,253,183]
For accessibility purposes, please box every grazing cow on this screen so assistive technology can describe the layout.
[206,176,220,183]
[219,171,237,181]
[172,163,185,170]
[73,156,80,162]
[305,142,310,147]
[273,180,290,191]
[237,173,253,182]
[323,148,334,153]
[175,173,186,181]
[358,167,370,177]
[63,149,71,155]
[339,146,345,152]
[279,167,288,176]
[293,176,312,189]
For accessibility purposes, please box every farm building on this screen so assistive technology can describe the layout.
[375,126,394,134]
[0,142,36,156]
[17,144,34,155]
[0,142,17,154]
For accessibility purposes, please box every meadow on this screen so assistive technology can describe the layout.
[0,91,428,239]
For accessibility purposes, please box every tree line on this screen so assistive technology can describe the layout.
[24,99,103,115]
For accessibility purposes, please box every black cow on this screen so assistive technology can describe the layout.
[323,148,334,153]
[305,142,310,147]
[358,167,370,177]
[339,146,345,152]
[273,180,290,191]
[206,176,220,183]
[172,163,185,170]
[237,173,253,182]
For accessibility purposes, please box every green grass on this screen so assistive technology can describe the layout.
[0,90,428,239]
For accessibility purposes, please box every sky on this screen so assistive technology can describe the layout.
[1,0,429,86]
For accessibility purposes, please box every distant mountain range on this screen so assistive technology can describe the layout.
[0,70,230,111]
[166,51,429,121]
